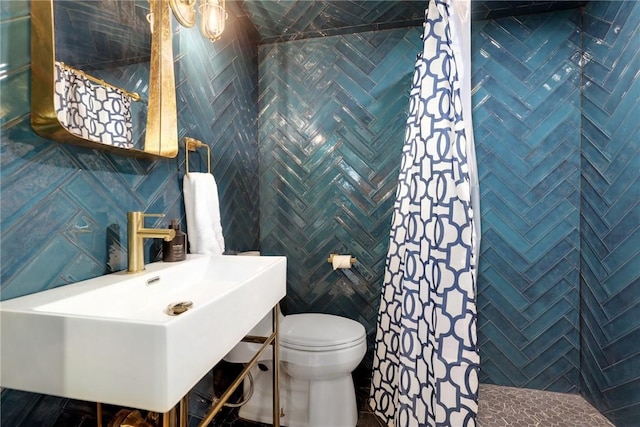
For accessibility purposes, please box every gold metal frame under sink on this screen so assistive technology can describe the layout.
[99,305,281,427]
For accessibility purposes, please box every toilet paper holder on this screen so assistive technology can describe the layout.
[327,254,357,265]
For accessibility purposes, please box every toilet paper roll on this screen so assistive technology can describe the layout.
[332,255,352,270]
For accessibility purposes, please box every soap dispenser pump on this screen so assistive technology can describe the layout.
[163,219,186,262]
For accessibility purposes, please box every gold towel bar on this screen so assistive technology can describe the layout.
[184,137,211,175]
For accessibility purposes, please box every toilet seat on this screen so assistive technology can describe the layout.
[280,313,366,352]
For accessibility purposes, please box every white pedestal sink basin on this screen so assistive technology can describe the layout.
[0,254,286,413]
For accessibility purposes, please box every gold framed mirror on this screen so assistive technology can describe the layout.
[30,0,178,159]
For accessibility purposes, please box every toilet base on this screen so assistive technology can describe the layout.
[238,361,358,427]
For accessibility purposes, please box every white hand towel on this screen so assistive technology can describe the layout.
[183,172,226,255]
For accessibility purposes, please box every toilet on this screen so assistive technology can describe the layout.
[224,312,367,427]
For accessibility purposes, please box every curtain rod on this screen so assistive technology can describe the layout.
[57,62,141,102]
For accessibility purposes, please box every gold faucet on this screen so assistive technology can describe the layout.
[127,211,176,273]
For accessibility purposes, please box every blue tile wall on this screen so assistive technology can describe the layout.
[257,28,422,373]
[0,1,259,301]
[239,0,584,44]
[0,0,259,424]
[241,0,425,43]
[472,10,583,393]
[1,0,639,425]
[257,9,587,394]
[580,2,640,426]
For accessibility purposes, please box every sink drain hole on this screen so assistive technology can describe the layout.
[167,301,193,316]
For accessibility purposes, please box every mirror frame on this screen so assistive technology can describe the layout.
[30,0,179,159]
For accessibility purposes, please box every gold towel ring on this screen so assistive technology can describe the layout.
[184,137,211,174]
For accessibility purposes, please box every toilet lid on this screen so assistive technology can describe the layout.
[280,313,366,350]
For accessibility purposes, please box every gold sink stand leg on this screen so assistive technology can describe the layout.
[179,395,189,427]
[158,395,187,427]
[97,402,103,427]
[272,304,280,426]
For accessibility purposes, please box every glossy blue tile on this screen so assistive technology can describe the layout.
[524,102,578,149]
[580,4,640,423]
[525,352,577,392]
[524,219,576,263]
[481,267,531,316]
[0,190,78,287]
[0,118,51,179]
[525,24,579,70]
[477,360,506,384]
[603,5,640,67]
[0,67,29,126]
[487,308,533,350]
[0,1,29,20]
[0,1,638,424]
[492,16,532,44]
[1,3,261,296]
[58,251,106,286]
[482,193,530,236]
[523,297,576,339]
[525,143,577,186]
[525,199,579,244]
[0,146,77,230]
[0,235,79,300]
[522,277,572,317]
[604,77,640,137]
[521,318,575,359]
[596,1,623,24]
[524,336,575,377]
[480,343,530,386]
[483,321,532,367]
[584,56,613,86]
[584,14,611,41]
[0,15,29,70]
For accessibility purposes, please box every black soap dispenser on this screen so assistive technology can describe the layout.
[163,219,186,262]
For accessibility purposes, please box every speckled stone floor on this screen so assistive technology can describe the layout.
[354,384,614,427]
[476,384,614,427]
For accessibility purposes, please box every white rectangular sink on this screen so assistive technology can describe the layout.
[0,254,286,412]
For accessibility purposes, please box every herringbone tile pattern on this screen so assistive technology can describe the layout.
[239,0,584,43]
[174,9,261,253]
[258,27,422,366]
[473,10,583,392]
[54,0,151,69]
[1,0,638,425]
[579,2,640,426]
[1,2,261,423]
[240,0,424,43]
[0,5,260,301]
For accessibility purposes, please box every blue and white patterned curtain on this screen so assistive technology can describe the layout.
[369,0,479,426]
[54,62,134,149]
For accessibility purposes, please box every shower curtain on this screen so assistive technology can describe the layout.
[369,0,480,426]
